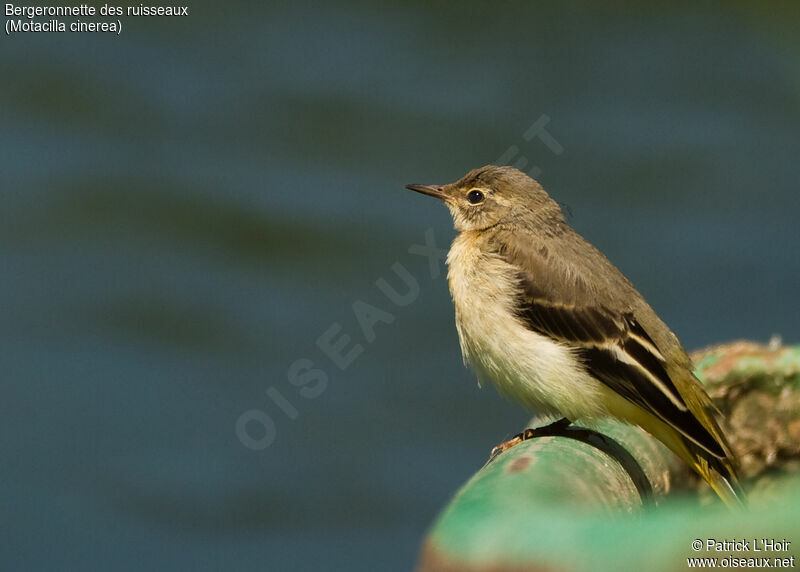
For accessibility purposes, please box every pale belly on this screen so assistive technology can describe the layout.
[446,234,611,421]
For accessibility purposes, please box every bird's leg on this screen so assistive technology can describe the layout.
[530,416,572,436]
[486,432,526,464]
[485,417,572,465]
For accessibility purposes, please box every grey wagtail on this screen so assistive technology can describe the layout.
[406,165,743,507]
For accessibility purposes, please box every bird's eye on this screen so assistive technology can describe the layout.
[467,189,484,204]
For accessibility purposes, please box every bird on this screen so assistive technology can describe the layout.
[406,165,744,508]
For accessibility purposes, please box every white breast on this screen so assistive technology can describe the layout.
[446,233,610,421]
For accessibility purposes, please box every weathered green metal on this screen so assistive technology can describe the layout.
[417,342,800,571]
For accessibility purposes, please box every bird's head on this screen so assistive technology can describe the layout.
[406,165,564,233]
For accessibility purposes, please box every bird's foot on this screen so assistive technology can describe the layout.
[485,417,572,466]
[487,432,526,464]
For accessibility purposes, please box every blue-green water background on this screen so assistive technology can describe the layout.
[2,2,799,570]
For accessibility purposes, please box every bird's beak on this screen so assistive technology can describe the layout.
[405,183,446,200]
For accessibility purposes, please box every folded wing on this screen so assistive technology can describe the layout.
[495,235,727,460]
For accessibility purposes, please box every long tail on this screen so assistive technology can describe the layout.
[658,368,747,509]
[637,409,746,508]
[689,442,746,510]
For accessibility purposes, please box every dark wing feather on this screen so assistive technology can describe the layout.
[513,270,725,459]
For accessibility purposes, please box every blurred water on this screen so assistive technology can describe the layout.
[1,2,799,570]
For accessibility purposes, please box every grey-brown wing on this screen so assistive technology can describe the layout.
[497,238,724,458]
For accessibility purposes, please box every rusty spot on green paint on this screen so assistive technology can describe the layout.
[506,456,533,474]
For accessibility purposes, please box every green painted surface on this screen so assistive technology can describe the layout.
[419,344,800,571]
[426,478,800,571]
[694,344,800,391]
